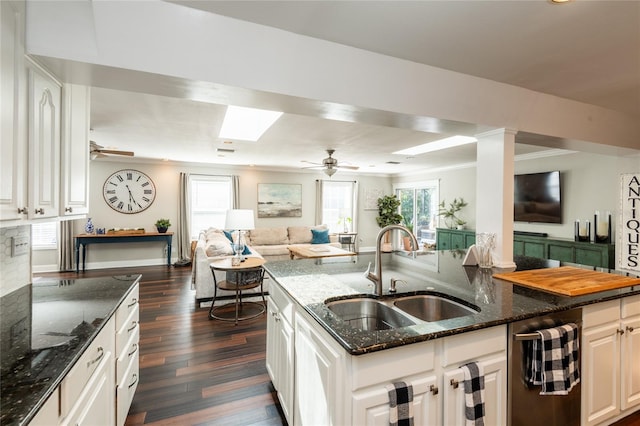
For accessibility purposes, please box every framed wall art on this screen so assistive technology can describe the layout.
[257,183,302,218]
[364,187,384,210]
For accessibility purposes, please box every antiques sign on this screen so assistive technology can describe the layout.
[619,173,640,273]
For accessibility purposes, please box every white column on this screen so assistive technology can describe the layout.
[475,128,517,269]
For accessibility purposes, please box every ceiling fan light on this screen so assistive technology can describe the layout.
[324,167,337,177]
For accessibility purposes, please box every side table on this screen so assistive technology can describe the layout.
[337,232,358,253]
[209,257,266,324]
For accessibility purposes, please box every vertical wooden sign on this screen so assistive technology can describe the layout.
[619,173,640,273]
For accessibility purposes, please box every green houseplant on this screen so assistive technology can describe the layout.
[438,198,468,229]
[376,195,403,252]
[155,218,171,233]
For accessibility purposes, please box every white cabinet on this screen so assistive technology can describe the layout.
[29,388,59,426]
[294,312,346,426]
[582,295,640,426]
[0,0,28,222]
[60,83,90,216]
[60,316,115,426]
[115,284,140,426]
[266,297,295,423]
[27,59,61,220]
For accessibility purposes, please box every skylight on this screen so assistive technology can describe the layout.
[218,106,283,142]
[393,135,477,156]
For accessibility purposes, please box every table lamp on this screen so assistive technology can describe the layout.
[225,209,255,261]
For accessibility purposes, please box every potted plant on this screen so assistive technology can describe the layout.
[376,195,403,252]
[338,216,352,233]
[155,218,171,233]
[438,198,468,229]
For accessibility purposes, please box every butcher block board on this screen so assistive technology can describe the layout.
[493,266,640,296]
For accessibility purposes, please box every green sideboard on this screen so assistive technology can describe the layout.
[436,228,615,269]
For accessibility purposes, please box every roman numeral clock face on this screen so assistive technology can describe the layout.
[103,169,156,214]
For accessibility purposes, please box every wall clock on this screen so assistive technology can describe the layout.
[103,169,156,214]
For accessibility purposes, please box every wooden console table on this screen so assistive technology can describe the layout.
[75,232,173,272]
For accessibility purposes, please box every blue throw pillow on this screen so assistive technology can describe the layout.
[223,230,233,242]
[311,228,330,244]
[224,230,251,254]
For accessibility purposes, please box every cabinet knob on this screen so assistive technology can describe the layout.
[429,384,439,395]
[617,329,625,335]
[17,207,28,214]
[65,206,73,212]
[627,326,635,332]
[450,379,459,389]
[34,208,44,215]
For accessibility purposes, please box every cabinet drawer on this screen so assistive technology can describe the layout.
[583,299,620,328]
[117,351,140,426]
[451,233,465,249]
[60,317,115,416]
[622,294,640,318]
[116,284,139,332]
[548,244,574,263]
[116,326,140,386]
[442,325,506,366]
[270,282,294,324]
[116,304,139,354]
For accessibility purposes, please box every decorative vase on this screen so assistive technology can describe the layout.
[156,226,168,233]
[85,218,94,234]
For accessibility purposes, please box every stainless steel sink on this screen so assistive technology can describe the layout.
[326,298,415,331]
[393,295,479,322]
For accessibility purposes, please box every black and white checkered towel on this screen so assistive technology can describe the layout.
[526,322,580,395]
[386,381,414,426]
[461,361,485,426]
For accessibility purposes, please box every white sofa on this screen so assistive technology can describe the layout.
[192,225,340,303]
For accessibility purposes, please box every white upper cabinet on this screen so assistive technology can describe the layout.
[60,83,90,216]
[0,1,27,222]
[27,59,61,220]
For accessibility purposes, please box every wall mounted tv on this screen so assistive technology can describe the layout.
[514,171,562,223]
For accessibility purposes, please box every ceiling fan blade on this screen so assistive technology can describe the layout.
[301,160,322,166]
[338,165,360,170]
[97,149,134,156]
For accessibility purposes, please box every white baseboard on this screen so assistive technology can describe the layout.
[33,258,175,273]
[32,263,59,273]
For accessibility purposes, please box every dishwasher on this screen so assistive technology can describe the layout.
[508,308,582,426]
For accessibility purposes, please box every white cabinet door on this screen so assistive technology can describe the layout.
[266,296,295,424]
[27,61,60,220]
[0,0,27,222]
[60,83,90,216]
[621,316,640,411]
[582,321,621,426]
[442,355,507,426]
[294,313,345,426]
[352,374,438,426]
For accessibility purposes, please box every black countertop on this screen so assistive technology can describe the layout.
[0,274,141,426]
[263,250,640,355]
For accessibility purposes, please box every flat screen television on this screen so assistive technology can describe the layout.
[514,171,562,223]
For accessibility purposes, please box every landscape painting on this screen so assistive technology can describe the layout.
[258,183,302,218]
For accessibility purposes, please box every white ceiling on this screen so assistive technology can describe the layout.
[84,0,640,174]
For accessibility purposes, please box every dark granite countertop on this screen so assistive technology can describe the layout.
[263,250,640,355]
[0,274,141,426]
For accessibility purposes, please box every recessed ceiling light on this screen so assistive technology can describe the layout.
[393,135,477,156]
[219,106,283,142]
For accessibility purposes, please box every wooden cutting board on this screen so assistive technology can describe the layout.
[493,266,640,296]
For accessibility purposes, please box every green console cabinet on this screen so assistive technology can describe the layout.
[437,228,615,269]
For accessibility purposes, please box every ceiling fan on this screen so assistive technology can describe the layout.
[90,141,134,160]
[302,149,359,176]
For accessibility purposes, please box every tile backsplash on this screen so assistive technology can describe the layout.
[0,225,32,297]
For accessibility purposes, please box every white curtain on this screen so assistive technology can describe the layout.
[177,172,192,263]
[352,180,359,233]
[315,179,323,225]
[232,175,239,208]
[58,219,76,271]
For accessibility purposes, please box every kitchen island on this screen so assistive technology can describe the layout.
[0,274,140,426]
[263,250,640,425]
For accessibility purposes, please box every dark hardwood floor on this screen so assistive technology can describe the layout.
[36,264,286,425]
[34,265,640,426]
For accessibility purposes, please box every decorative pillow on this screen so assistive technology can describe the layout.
[288,226,313,244]
[223,230,234,242]
[311,228,330,244]
[205,233,234,256]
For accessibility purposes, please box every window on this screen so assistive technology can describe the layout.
[32,222,57,250]
[189,175,233,239]
[395,180,439,245]
[322,181,357,233]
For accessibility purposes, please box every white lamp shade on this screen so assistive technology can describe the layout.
[225,209,255,230]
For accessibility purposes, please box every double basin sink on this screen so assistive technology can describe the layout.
[325,293,480,331]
